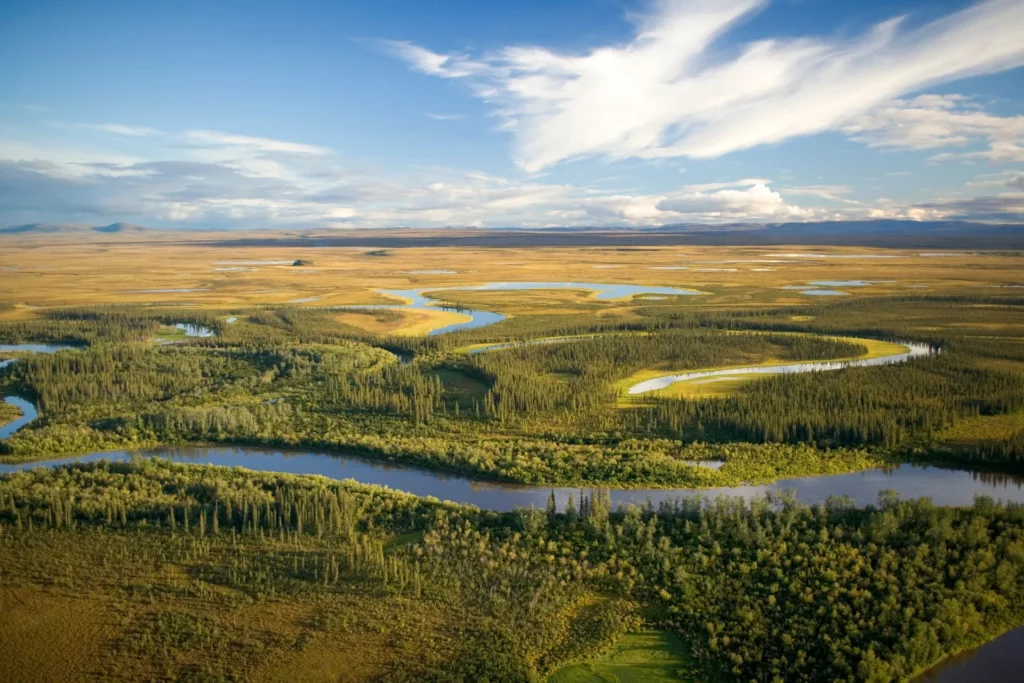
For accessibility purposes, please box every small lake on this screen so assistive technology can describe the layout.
[628,341,933,395]
[449,281,702,300]
[173,323,215,337]
[3,446,1024,512]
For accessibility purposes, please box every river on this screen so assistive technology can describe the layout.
[3,445,1023,512]
[628,340,934,395]
[366,281,703,335]
[0,343,79,436]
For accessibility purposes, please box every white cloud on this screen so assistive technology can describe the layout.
[426,113,465,121]
[843,94,1024,161]
[658,183,813,219]
[681,178,770,192]
[777,185,861,204]
[75,123,163,137]
[386,0,1024,171]
[2,120,1018,228]
[183,130,331,155]
[966,170,1024,188]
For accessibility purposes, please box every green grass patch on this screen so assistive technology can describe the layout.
[936,411,1024,446]
[431,367,490,408]
[547,630,691,683]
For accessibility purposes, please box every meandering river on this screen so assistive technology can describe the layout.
[627,340,934,395]
[370,281,702,335]
[1,343,79,436]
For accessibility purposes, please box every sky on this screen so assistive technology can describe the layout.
[1,0,1022,229]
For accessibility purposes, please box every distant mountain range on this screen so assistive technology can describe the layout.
[0,222,151,235]
[1,219,1021,249]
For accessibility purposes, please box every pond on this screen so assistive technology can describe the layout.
[173,323,215,337]
[628,340,933,395]
[3,446,1023,512]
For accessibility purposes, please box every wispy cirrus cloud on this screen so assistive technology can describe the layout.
[386,0,1024,171]
[182,130,331,155]
[71,122,164,137]
[843,94,1024,162]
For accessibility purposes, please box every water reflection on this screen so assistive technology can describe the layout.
[916,626,1024,682]
[173,323,215,337]
[3,446,1023,512]
[1,343,79,371]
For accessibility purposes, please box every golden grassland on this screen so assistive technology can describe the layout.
[0,529,462,683]
[1,233,1021,335]
[333,308,471,336]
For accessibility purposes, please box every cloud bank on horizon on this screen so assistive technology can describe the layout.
[1,0,1022,229]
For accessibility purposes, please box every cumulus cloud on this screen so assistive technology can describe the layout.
[658,182,812,219]
[386,0,1024,171]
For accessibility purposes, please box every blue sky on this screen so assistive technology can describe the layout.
[1,0,1021,229]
